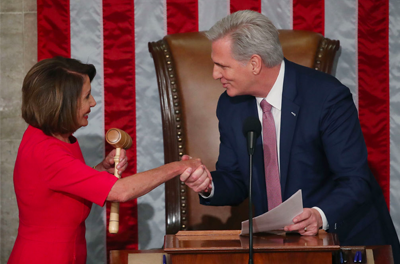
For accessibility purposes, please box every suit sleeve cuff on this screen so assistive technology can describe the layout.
[313,206,329,230]
[199,181,215,199]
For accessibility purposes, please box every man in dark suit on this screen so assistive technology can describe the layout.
[180,10,400,262]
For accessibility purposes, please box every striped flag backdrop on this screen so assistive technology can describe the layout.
[37,0,400,263]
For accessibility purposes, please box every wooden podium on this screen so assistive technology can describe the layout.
[164,230,338,264]
[110,230,394,264]
[163,230,394,264]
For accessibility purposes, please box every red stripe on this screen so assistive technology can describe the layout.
[358,1,390,208]
[103,0,138,253]
[293,0,324,35]
[167,0,198,34]
[230,0,261,13]
[37,0,70,60]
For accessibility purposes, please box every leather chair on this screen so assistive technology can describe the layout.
[148,30,340,235]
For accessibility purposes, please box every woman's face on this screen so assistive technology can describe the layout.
[77,75,96,128]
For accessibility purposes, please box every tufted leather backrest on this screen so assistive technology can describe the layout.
[148,30,340,234]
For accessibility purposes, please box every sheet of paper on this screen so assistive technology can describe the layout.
[240,189,303,235]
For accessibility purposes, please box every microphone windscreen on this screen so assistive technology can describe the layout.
[242,116,262,139]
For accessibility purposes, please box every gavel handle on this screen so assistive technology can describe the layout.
[109,148,121,234]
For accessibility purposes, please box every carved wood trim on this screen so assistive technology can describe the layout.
[313,37,340,74]
[148,40,188,234]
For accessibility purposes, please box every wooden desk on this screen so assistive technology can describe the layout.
[110,230,394,264]
[165,230,338,264]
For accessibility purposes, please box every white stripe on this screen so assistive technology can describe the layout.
[70,0,106,263]
[325,0,358,107]
[261,0,292,30]
[389,0,400,241]
[134,0,167,250]
[198,0,229,31]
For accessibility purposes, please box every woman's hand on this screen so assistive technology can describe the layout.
[93,149,128,175]
[179,155,213,193]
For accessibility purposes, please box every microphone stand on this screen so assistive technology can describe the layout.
[242,117,261,264]
[248,133,255,264]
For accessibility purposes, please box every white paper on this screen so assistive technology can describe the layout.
[240,189,303,235]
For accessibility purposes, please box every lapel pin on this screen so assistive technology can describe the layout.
[291,112,296,117]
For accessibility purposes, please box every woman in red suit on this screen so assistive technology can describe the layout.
[8,57,209,264]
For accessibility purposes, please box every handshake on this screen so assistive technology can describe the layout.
[179,155,213,195]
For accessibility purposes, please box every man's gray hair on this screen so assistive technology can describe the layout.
[206,10,283,67]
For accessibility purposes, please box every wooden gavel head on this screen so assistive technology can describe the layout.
[106,128,133,149]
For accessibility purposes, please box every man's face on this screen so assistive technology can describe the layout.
[211,36,255,97]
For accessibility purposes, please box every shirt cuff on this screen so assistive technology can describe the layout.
[312,206,329,230]
[199,181,215,198]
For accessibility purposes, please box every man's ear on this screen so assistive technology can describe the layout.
[250,54,262,75]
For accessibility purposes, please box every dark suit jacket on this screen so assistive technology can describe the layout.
[200,59,400,262]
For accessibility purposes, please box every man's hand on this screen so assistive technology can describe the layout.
[180,155,212,193]
[283,208,322,236]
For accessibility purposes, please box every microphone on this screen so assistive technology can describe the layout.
[243,116,261,155]
[242,116,261,264]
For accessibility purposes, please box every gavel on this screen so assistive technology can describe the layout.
[106,128,133,234]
